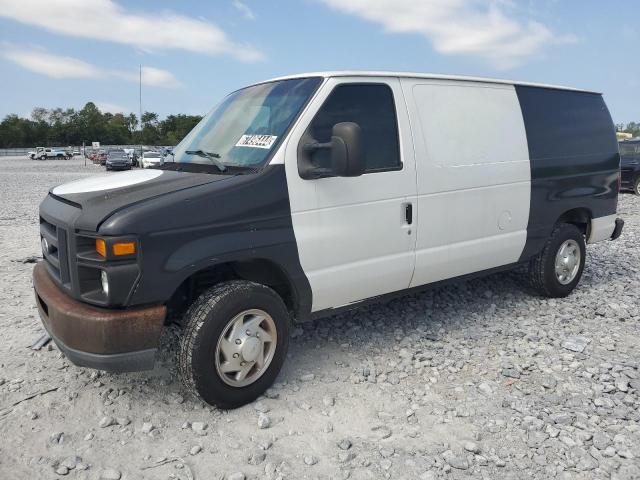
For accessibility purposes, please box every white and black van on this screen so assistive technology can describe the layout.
[33,72,624,408]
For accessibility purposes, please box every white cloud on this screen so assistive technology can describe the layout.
[1,46,181,88]
[141,66,181,88]
[94,101,130,114]
[232,0,256,20]
[2,49,102,79]
[320,0,575,69]
[0,0,264,62]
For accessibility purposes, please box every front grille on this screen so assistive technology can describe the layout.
[40,217,71,288]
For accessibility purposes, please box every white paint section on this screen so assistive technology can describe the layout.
[404,79,531,287]
[588,214,617,243]
[284,76,417,312]
[52,169,164,195]
[263,71,598,94]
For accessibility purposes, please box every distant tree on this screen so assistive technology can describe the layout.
[0,104,203,148]
[140,111,160,144]
[0,115,31,147]
[159,114,202,146]
[31,107,49,124]
[125,113,138,138]
[623,122,640,137]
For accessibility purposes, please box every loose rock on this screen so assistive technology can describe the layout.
[257,413,271,429]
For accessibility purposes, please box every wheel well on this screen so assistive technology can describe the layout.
[166,259,296,324]
[556,208,592,236]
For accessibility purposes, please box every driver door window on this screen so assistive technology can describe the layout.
[306,84,401,173]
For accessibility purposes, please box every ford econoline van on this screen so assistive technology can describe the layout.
[33,72,623,408]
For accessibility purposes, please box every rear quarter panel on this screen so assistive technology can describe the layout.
[515,87,619,260]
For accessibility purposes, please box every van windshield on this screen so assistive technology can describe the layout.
[171,77,322,170]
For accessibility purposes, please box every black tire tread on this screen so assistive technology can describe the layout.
[178,280,286,407]
[528,223,584,297]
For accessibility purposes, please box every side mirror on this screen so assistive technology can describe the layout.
[299,122,365,179]
[329,122,364,177]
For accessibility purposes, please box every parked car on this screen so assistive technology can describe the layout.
[140,151,163,168]
[120,149,137,167]
[33,72,623,409]
[28,147,71,160]
[105,149,132,171]
[619,139,640,195]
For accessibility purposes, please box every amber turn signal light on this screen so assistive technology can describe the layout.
[95,238,106,257]
[112,241,136,256]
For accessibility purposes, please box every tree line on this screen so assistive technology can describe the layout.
[0,102,203,148]
[616,122,640,138]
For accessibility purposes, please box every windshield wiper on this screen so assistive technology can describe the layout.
[185,149,227,172]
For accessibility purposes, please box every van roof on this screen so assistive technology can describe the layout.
[264,71,600,94]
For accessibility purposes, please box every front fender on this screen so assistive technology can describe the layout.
[111,165,312,319]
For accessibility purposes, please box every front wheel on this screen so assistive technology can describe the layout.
[528,223,586,298]
[179,281,290,409]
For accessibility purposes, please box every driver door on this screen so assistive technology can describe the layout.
[283,77,417,312]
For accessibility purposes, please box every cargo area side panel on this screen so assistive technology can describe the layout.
[404,80,531,287]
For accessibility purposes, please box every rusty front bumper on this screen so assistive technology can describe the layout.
[33,262,166,372]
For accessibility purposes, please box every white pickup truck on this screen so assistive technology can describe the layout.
[28,147,71,160]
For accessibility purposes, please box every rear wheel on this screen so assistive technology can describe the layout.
[528,223,586,298]
[634,177,640,196]
[179,281,290,408]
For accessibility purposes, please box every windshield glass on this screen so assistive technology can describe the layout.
[145,152,161,158]
[171,77,321,169]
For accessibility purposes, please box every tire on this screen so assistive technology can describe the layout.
[634,177,640,196]
[179,281,290,409]
[528,223,586,298]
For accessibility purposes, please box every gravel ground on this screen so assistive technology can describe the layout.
[1,156,639,480]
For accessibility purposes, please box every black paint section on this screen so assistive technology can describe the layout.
[620,140,640,190]
[515,86,620,261]
[57,170,230,231]
[96,165,313,318]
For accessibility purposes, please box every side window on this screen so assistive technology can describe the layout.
[307,84,401,173]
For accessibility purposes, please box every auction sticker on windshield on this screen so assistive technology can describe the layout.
[236,134,278,149]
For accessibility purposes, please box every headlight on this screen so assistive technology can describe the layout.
[101,270,109,296]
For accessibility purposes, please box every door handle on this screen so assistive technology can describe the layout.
[404,203,413,225]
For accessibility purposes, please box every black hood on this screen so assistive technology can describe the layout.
[51,170,231,231]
